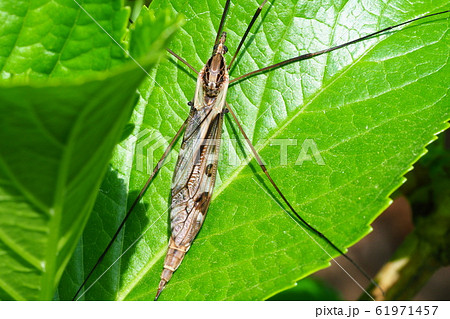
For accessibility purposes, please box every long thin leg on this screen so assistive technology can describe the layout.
[166,49,199,74]
[230,10,450,84]
[228,0,268,70]
[167,0,252,74]
[226,103,383,294]
[214,0,231,48]
[72,119,188,301]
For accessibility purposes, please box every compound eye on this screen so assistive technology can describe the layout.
[223,45,228,54]
[213,44,218,52]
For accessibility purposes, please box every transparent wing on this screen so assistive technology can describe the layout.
[170,109,224,246]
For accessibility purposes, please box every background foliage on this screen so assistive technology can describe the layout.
[0,0,181,300]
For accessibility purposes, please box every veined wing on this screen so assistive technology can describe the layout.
[170,103,224,247]
[154,98,225,300]
[155,33,229,300]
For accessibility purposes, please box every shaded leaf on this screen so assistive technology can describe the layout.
[0,1,181,300]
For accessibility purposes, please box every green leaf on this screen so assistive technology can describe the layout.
[0,1,181,300]
[368,135,450,300]
[267,278,341,301]
[125,0,144,22]
[0,0,130,79]
[62,0,449,300]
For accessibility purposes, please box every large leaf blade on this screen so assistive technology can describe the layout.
[0,1,181,300]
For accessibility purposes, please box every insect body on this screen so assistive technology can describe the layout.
[156,33,230,299]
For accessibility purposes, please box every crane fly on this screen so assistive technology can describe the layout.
[71,0,449,301]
